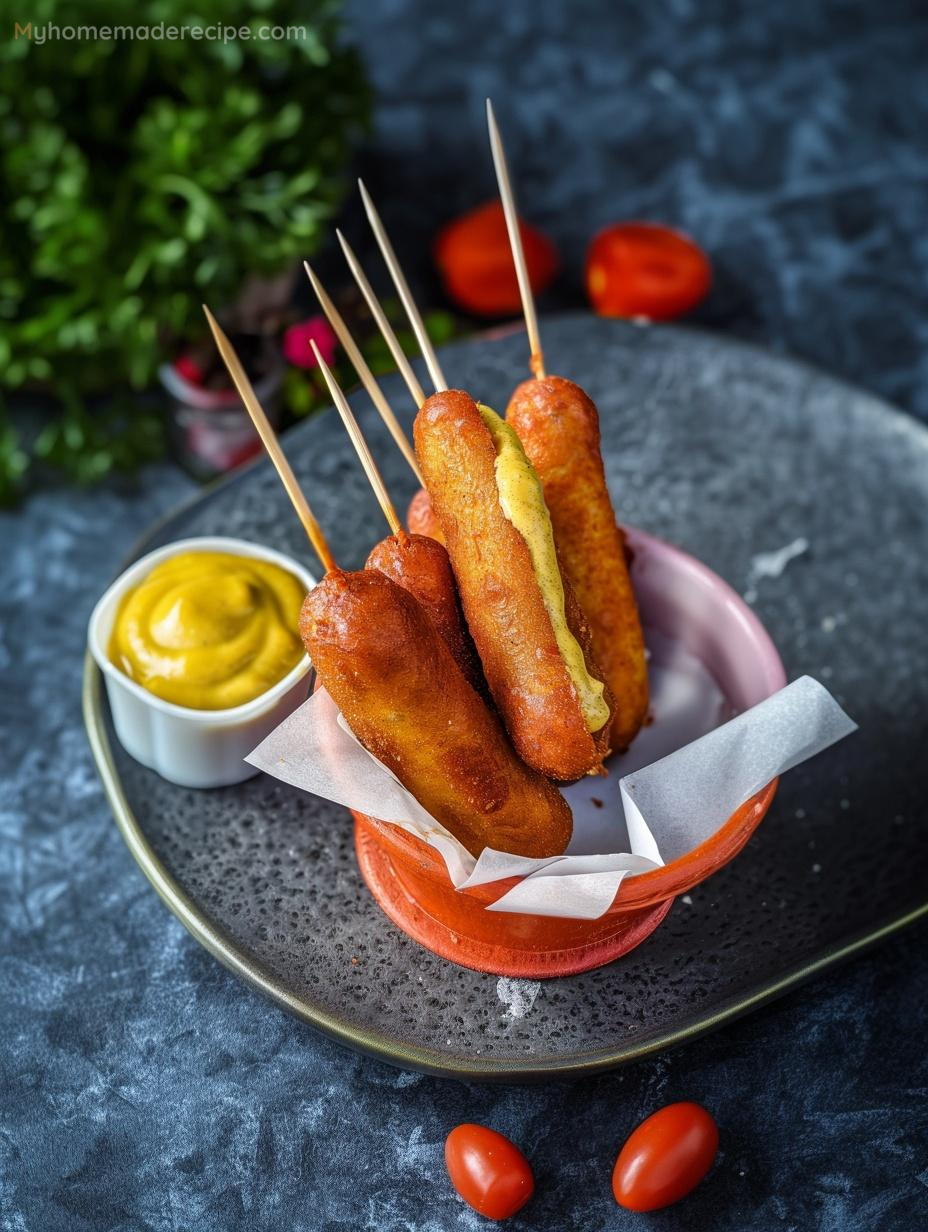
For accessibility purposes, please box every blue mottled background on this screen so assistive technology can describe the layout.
[2,1,928,1229]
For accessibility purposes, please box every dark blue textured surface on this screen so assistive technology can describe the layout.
[3,1,928,1228]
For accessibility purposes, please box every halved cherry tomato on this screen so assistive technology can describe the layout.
[435,201,559,316]
[586,222,711,321]
[612,1101,718,1211]
[445,1123,534,1220]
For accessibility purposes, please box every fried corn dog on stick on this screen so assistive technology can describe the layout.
[307,337,481,693]
[414,390,613,781]
[366,532,483,693]
[301,569,572,858]
[406,486,444,545]
[506,376,649,751]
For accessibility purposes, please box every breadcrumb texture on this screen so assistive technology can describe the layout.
[415,389,612,780]
[365,533,484,693]
[507,375,648,751]
[300,569,571,858]
[406,486,444,544]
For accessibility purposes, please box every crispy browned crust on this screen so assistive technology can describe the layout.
[365,533,485,694]
[406,486,444,544]
[300,570,571,858]
[506,375,649,751]
[414,390,612,780]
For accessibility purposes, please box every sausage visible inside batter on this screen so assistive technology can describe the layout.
[476,403,609,734]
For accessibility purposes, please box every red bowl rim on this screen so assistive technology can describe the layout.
[356,775,777,917]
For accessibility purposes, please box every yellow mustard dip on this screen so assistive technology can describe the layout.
[108,551,305,710]
[477,404,610,733]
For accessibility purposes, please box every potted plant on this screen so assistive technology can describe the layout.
[0,0,370,502]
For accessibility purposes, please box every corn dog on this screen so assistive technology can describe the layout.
[414,390,613,780]
[366,531,483,692]
[301,569,572,858]
[506,376,648,750]
[406,486,444,544]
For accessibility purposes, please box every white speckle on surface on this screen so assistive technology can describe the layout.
[840,798,850,810]
[496,978,541,1019]
[744,537,809,600]
[821,615,838,633]
[681,894,693,905]
[394,1125,434,1171]
[796,808,806,819]
[812,863,822,874]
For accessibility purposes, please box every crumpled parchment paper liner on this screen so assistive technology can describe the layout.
[247,662,855,919]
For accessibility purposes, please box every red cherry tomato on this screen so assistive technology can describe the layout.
[612,1101,718,1211]
[445,1123,535,1220]
[435,201,559,316]
[586,222,711,321]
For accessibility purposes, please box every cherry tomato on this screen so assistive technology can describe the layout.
[435,201,559,316]
[586,222,711,321]
[612,1101,718,1211]
[445,1123,535,1220]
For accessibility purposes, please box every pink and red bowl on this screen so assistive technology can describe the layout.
[351,528,786,978]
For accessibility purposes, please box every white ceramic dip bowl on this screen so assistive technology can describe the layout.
[88,536,316,788]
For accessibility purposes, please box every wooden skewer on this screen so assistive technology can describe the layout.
[310,340,403,538]
[358,178,448,393]
[486,98,546,380]
[335,229,426,409]
[303,260,424,485]
[203,306,337,574]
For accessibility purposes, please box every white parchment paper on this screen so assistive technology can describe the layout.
[246,649,855,919]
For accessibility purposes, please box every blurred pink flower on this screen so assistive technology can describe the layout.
[283,316,338,369]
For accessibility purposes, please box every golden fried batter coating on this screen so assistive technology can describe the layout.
[414,390,612,780]
[506,375,648,751]
[366,532,484,693]
[301,570,571,858]
[406,486,444,544]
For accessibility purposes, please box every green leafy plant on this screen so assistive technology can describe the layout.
[0,0,370,496]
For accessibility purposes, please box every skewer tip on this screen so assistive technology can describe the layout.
[484,99,546,380]
[310,338,334,375]
[311,339,402,537]
[203,307,337,574]
[357,178,448,392]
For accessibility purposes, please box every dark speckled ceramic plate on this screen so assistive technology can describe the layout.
[84,315,928,1080]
